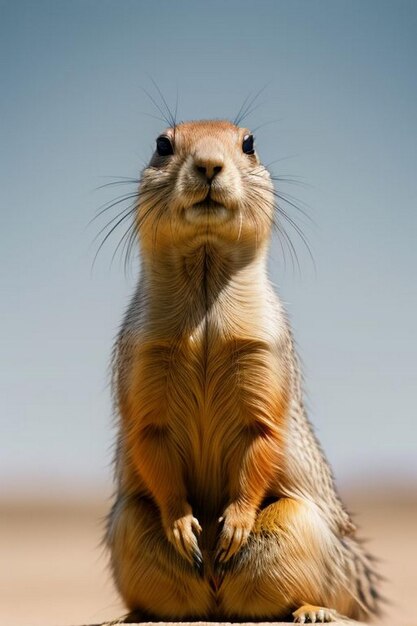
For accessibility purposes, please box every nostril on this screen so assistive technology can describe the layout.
[195,163,223,181]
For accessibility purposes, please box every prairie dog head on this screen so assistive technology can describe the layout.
[137,120,274,258]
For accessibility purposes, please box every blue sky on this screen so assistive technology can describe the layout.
[1,0,416,495]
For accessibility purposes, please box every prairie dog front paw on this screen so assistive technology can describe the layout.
[163,503,203,571]
[216,501,256,563]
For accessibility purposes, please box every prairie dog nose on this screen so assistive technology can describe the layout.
[193,145,225,182]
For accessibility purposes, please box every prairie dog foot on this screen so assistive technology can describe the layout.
[215,501,256,563]
[163,504,203,572]
[293,604,340,623]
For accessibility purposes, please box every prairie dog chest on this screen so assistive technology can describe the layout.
[123,280,288,429]
[130,303,287,441]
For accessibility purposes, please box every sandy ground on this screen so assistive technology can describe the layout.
[1,489,416,626]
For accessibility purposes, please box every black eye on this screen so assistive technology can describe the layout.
[242,134,255,155]
[156,135,174,156]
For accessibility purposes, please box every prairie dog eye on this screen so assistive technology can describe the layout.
[242,134,255,155]
[156,135,174,156]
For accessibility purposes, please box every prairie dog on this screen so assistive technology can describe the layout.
[106,120,381,622]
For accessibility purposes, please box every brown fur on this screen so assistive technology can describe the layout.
[106,120,381,621]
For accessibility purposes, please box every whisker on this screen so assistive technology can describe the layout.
[272,190,313,223]
[96,179,140,191]
[147,75,176,128]
[112,219,137,269]
[93,204,137,242]
[265,156,300,168]
[237,209,243,242]
[244,167,314,274]
[276,220,300,275]
[270,174,311,191]
[236,100,265,126]
[91,193,140,223]
[123,222,140,275]
[270,173,308,184]
[271,219,288,273]
[233,92,253,128]
[139,110,169,124]
[248,168,307,187]
[174,85,179,128]
[251,118,283,133]
[97,182,168,219]
[233,84,269,126]
[113,196,166,273]
[274,202,315,271]
[92,206,138,269]
[152,204,167,255]
[244,171,313,223]
[141,86,173,129]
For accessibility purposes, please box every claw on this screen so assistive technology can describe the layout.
[165,511,203,569]
[192,546,204,576]
[192,517,202,534]
[215,502,255,563]
[293,604,339,623]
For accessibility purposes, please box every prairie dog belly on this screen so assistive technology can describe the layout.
[123,324,288,515]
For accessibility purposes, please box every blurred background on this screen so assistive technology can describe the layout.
[1,1,416,625]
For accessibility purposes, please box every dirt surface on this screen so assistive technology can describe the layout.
[103,621,366,626]
[1,490,416,626]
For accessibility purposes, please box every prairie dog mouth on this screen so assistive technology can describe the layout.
[191,199,225,211]
[184,198,230,224]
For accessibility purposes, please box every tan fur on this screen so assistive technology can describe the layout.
[106,120,381,621]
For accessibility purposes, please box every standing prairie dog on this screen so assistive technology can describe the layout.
[106,120,381,622]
